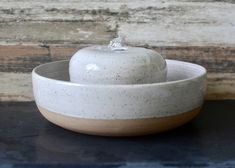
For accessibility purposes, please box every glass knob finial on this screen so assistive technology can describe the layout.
[108,37,127,51]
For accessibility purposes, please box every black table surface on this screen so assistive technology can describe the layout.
[0,101,235,168]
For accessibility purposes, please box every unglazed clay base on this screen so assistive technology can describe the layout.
[38,106,200,137]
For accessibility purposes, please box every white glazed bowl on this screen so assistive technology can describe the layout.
[32,59,206,136]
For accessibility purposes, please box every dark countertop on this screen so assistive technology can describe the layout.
[0,101,235,168]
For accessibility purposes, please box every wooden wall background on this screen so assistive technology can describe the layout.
[0,0,235,101]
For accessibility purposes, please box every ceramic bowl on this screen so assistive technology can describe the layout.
[69,46,167,84]
[32,59,206,136]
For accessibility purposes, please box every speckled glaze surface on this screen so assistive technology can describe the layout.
[32,59,206,121]
[69,46,167,84]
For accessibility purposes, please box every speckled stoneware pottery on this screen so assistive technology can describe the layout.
[32,59,206,136]
[69,37,167,84]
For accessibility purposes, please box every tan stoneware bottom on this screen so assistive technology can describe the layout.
[38,106,200,137]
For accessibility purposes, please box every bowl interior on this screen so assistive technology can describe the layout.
[34,59,206,85]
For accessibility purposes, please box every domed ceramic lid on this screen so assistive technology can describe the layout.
[69,37,167,84]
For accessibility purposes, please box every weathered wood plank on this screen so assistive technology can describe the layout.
[0,72,234,101]
[206,73,235,100]
[0,45,234,73]
[118,22,235,47]
[0,0,234,46]
[0,0,234,22]
[50,45,89,61]
[154,46,235,73]
[0,72,33,101]
[0,45,50,73]
[0,22,115,44]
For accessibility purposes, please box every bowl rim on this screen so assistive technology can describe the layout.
[32,59,207,88]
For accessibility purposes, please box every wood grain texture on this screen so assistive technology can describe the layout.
[154,46,235,73]
[0,0,234,100]
[0,0,234,46]
[207,73,235,100]
[0,22,115,44]
[0,45,50,73]
[0,72,32,101]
